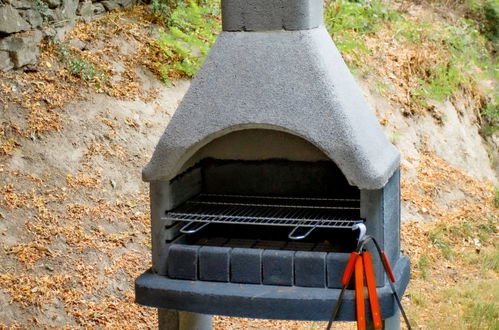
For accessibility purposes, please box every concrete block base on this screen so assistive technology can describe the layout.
[135,257,410,321]
[262,250,294,286]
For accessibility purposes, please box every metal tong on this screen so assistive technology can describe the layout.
[326,223,411,330]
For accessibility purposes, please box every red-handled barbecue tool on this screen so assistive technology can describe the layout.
[326,252,359,329]
[366,236,411,330]
[363,251,382,329]
[327,223,412,330]
[354,255,366,330]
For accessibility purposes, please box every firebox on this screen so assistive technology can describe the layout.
[135,0,410,325]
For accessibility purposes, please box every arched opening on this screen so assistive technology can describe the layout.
[178,128,359,198]
[167,129,361,251]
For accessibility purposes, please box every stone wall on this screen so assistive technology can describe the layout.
[0,0,138,71]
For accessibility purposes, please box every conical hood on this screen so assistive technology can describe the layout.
[143,1,400,189]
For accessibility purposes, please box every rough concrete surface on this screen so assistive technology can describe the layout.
[143,27,401,190]
[221,0,323,31]
[136,257,410,321]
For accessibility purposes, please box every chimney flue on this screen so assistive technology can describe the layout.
[221,0,324,31]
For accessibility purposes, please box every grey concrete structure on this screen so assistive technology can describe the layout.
[262,250,294,286]
[294,251,327,288]
[158,310,212,330]
[230,248,262,284]
[326,253,351,289]
[222,0,323,31]
[167,245,199,281]
[136,0,410,327]
[142,27,400,190]
[198,246,231,282]
[136,257,410,321]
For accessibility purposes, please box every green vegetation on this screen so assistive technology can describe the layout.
[417,254,430,279]
[408,288,427,307]
[57,44,107,88]
[150,0,497,130]
[34,0,51,24]
[152,0,220,84]
[468,247,499,271]
[446,280,499,330]
[482,102,499,135]
[323,0,497,129]
[150,0,176,23]
[324,0,398,71]
[429,229,455,260]
[429,215,497,263]
[466,0,499,46]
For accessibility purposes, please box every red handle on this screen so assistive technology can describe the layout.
[341,252,359,285]
[381,252,396,283]
[363,252,383,329]
[355,256,366,330]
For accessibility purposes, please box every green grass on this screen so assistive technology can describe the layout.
[408,288,427,307]
[153,0,220,84]
[429,230,455,260]
[150,0,497,131]
[57,44,107,88]
[324,0,398,70]
[465,0,499,46]
[445,280,499,330]
[467,246,499,271]
[430,215,497,262]
[417,254,430,279]
[323,0,497,127]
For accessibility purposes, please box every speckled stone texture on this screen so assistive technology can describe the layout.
[135,257,410,321]
[143,27,400,189]
[221,0,323,31]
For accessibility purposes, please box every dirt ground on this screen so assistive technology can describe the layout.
[0,6,497,330]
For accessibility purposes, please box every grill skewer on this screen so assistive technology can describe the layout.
[164,194,364,240]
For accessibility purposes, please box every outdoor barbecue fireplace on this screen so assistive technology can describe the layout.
[135,0,410,326]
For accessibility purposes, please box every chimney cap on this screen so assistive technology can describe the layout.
[222,0,324,31]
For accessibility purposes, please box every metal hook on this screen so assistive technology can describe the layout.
[352,222,367,242]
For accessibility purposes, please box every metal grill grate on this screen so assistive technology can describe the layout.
[163,194,364,239]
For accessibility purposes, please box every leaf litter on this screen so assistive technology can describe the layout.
[0,3,497,329]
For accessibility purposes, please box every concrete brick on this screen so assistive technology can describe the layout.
[294,251,326,287]
[150,167,201,275]
[282,0,323,31]
[262,250,294,286]
[199,246,231,282]
[135,257,411,321]
[221,0,323,31]
[167,245,200,280]
[230,248,262,284]
[326,252,350,289]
